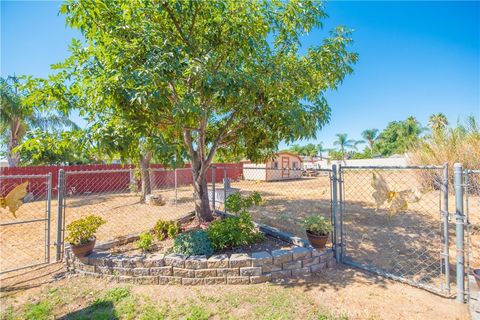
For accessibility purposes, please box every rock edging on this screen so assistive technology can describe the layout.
[65,245,335,285]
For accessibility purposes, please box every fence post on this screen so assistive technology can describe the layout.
[56,169,65,261]
[223,168,228,214]
[129,168,135,193]
[331,165,340,262]
[211,166,216,211]
[442,163,450,295]
[46,172,52,263]
[338,164,343,262]
[454,163,465,303]
[174,168,178,206]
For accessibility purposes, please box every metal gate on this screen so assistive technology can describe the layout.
[0,173,52,274]
[465,169,479,307]
[338,165,451,296]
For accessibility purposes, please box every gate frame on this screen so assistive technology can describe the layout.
[0,173,52,274]
[336,164,451,297]
[463,167,479,305]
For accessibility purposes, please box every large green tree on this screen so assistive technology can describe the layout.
[0,76,78,166]
[374,116,423,156]
[14,129,92,166]
[57,0,357,221]
[91,114,186,201]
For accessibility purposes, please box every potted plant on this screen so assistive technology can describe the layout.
[301,216,332,249]
[65,215,106,257]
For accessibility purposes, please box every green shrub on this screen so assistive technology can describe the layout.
[301,216,332,236]
[153,219,180,241]
[172,230,214,256]
[65,215,106,245]
[207,212,264,250]
[225,191,262,214]
[137,232,154,252]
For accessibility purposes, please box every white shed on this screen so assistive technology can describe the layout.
[243,152,303,181]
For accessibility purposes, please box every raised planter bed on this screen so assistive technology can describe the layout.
[65,211,336,285]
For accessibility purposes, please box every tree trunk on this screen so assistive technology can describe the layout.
[191,160,213,222]
[139,152,152,202]
[7,136,20,167]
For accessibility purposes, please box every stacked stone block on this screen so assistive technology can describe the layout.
[66,243,335,285]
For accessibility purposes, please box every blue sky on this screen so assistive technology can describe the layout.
[2,1,479,150]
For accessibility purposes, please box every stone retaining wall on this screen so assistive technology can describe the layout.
[65,244,336,285]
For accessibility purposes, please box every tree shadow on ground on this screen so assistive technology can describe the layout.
[272,264,390,293]
[0,263,66,298]
[59,300,116,320]
[250,193,453,293]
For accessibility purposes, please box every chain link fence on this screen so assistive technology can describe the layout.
[1,162,477,301]
[0,174,52,273]
[216,165,335,246]
[338,165,451,296]
[58,168,197,257]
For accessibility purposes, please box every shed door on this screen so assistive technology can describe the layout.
[281,157,289,178]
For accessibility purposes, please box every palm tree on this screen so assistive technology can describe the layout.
[0,76,78,166]
[333,133,355,160]
[361,128,379,152]
[316,142,325,160]
[429,113,449,132]
[352,139,366,151]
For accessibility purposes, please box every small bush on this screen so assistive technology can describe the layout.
[65,215,106,245]
[207,212,264,250]
[225,191,262,214]
[153,219,180,241]
[172,230,214,256]
[167,222,180,239]
[137,232,154,252]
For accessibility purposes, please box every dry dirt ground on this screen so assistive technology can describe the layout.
[1,170,478,294]
[0,263,468,320]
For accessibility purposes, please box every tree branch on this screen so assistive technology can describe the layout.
[161,1,191,48]
[188,2,198,39]
[204,111,239,168]
[183,129,197,166]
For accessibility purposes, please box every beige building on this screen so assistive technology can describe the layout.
[243,152,303,181]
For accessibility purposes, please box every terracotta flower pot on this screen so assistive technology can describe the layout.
[70,237,96,257]
[306,230,329,249]
[473,269,480,289]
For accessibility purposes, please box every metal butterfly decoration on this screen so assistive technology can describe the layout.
[371,173,423,216]
[0,181,29,218]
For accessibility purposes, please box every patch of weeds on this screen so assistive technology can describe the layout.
[103,287,131,302]
[0,306,16,320]
[47,287,68,307]
[169,302,211,320]
[252,288,318,320]
[115,295,139,320]
[138,303,167,320]
[184,305,211,320]
[23,301,52,320]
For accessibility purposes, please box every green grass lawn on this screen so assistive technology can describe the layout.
[1,282,348,320]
